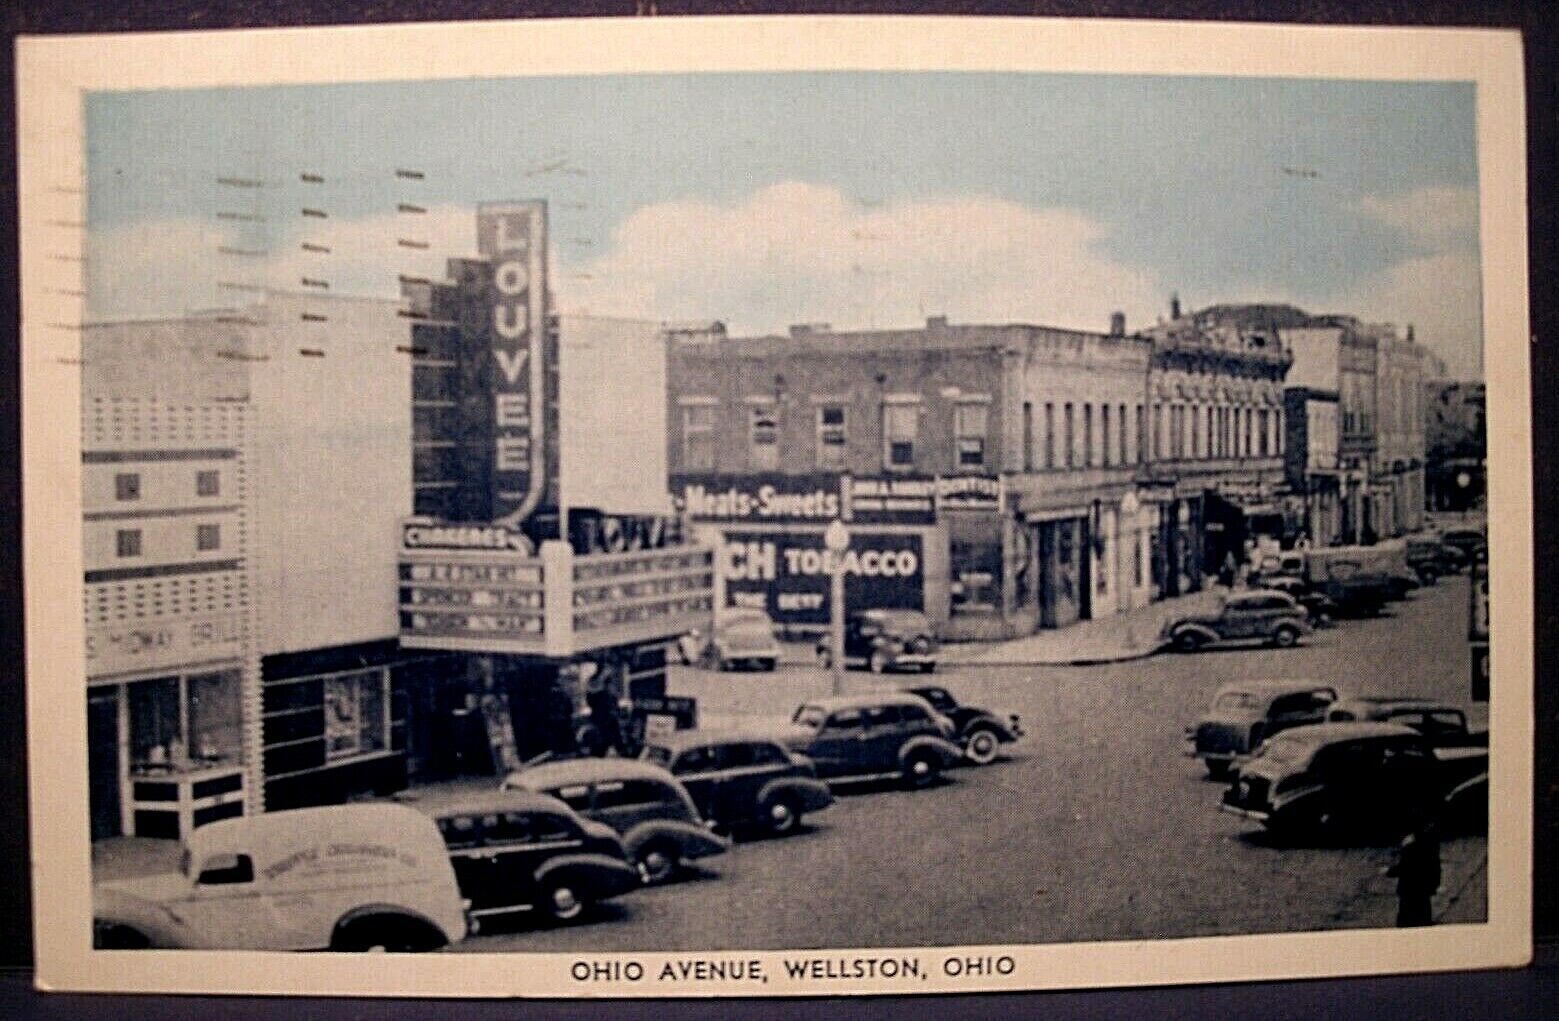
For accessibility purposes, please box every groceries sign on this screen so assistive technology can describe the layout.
[477,201,548,525]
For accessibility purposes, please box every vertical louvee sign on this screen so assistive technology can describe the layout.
[478,201,549,525]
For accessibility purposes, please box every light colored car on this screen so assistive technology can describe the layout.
[1162,589,1312,653]
[680,608,782,671]
[1184,680,1339,778]
[92,804,469,951]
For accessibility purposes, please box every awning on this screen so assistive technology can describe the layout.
[1022,505,1090,524]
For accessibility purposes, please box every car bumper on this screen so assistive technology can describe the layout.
[1219,803,1272,824]
[887,654,936,669]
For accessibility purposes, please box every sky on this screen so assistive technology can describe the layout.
[85,71,1483,378]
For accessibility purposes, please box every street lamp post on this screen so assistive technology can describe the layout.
[823,518,850,696]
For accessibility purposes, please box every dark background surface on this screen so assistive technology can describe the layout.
[1,0,1554,1016]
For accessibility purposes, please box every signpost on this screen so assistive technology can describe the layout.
[824,519,849,696]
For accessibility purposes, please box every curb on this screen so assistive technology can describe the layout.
[941,646,1166,668]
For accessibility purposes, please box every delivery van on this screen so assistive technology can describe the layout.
[93,803,470,952]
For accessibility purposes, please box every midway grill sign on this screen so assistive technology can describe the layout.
[477,201,549,526]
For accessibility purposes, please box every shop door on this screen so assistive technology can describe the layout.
[1078,519,1093,621]
[1038,525,1057,629]
[88,691,121,840]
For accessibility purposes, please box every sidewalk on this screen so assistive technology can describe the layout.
[1329,836,1489,929]
[940,589,1220,666]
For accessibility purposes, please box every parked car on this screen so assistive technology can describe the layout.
[423,789,641,927]
[93,804,468,951]
[1162,590,1312,653]
[1440,527,1488,563]
[1405,537,1467,584]
[679,608,782,672]
[1219,721,1490,839]
[778,692,963,788]
[902,684,1023,765]
[1260,576,1340,627]
[641,731,834,835]
[816,609,938,673]
[502,758,729,884]
[1185,680,1339,778]
[1382,571,1421,601]
[1325,697,1487,746]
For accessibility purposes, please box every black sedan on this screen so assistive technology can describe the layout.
[903,685,1023,765]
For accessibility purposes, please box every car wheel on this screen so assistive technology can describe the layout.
[964,727,1001,766]
[542,877,588,922]
[902,749,941,789]
[331,916,444,953]
[93,923,151,950]
[1271,625,1300,649]
[764,794,801,835]
[1174,631,1205,653]
[1205,759,1231,780]
[920,662,936,674]
[636,841,680,885]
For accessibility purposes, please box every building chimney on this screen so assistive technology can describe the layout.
[1170,292,1182,320]
[926,315,949,330]
[1109,311,1126,336]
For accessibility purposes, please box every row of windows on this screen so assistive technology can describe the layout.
[115,524,223,558]
[681,401,988,473]
[115,470,222,502]
[679,397,1284,473]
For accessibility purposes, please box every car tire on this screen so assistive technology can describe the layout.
[869,650,889,674]
[541,877,588,923]
[636,841,680,885]
[964,727,1001,766]
[93,923,152,950]
[920,662,936,674]
[902,749,941,789]
[1205,759,1231,780]
[1174,631,1205,654]
[331,916,445,953]
[764,794,802,835]
[1271,625,1300,649]
[758,658,777,672]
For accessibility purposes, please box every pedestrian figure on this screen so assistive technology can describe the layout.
[585,673,623,758]
[1219,552,1237,588]
[1387,822,1441,927]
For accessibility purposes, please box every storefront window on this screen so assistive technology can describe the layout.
[325,669,389,761]
[948,512,1002,613]
[187,670,242,764]
[130,677,181,770]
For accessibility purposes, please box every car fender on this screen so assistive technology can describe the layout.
[533,853,641,901]
[92,887,196,949]
[1170,623,1221,643]
[1268,782,1328,816]
[332,902,457,948]
[621,819,731,861]
[898,734,964,768]
[961,712,1018,743]
[756,776,835,814]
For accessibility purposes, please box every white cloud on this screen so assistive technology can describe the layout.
[1357,185,1480,252]
[553,182,1163,336]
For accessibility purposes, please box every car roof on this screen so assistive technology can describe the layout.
[508,756,678,788]
[1332,696,1458,713]
[796,692,935,712]
[1214,679,1335,697]
[1267,721,1421,746]
[185,803,439,858]
[411,787,577,821]
[643,728,786,753]
[1227,588,1296,600]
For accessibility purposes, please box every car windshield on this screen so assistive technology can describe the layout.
[1213,691,1263,712]
[1254,734,1313,768]
[793,704,827,728]
[642,745,672,766]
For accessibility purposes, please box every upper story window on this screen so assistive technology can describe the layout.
[196,470,221,497]
[1083,404,1094,467]
[116,529,142,558]
[953,401,988,470]
[816,405,847,468]
[1064,403,1075,468]
[749,405,779,470]
[681,403,716,470]
[1119,403,1129,466]
[1045,402,1056,469]
[115,473,140,502]
[197,523,221,552]
[1022,401,1034,472]
[1100,404,1112,467]
[883,402,919,472]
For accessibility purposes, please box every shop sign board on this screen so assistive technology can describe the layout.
[477,201,549,525]
[672,472,843,523]
[935,474,1002,513]
[844,476,936,524]
[402,521,533,554]
[86,613,245,678]
[721,530,924,626]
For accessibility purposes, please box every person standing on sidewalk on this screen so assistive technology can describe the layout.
[1387,820,1442,927]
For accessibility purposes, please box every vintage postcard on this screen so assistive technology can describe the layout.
[18,14,1531,998]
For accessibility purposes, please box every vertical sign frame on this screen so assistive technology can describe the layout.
[477,200,549,526]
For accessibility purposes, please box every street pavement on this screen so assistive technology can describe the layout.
[452,573,1488,952]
